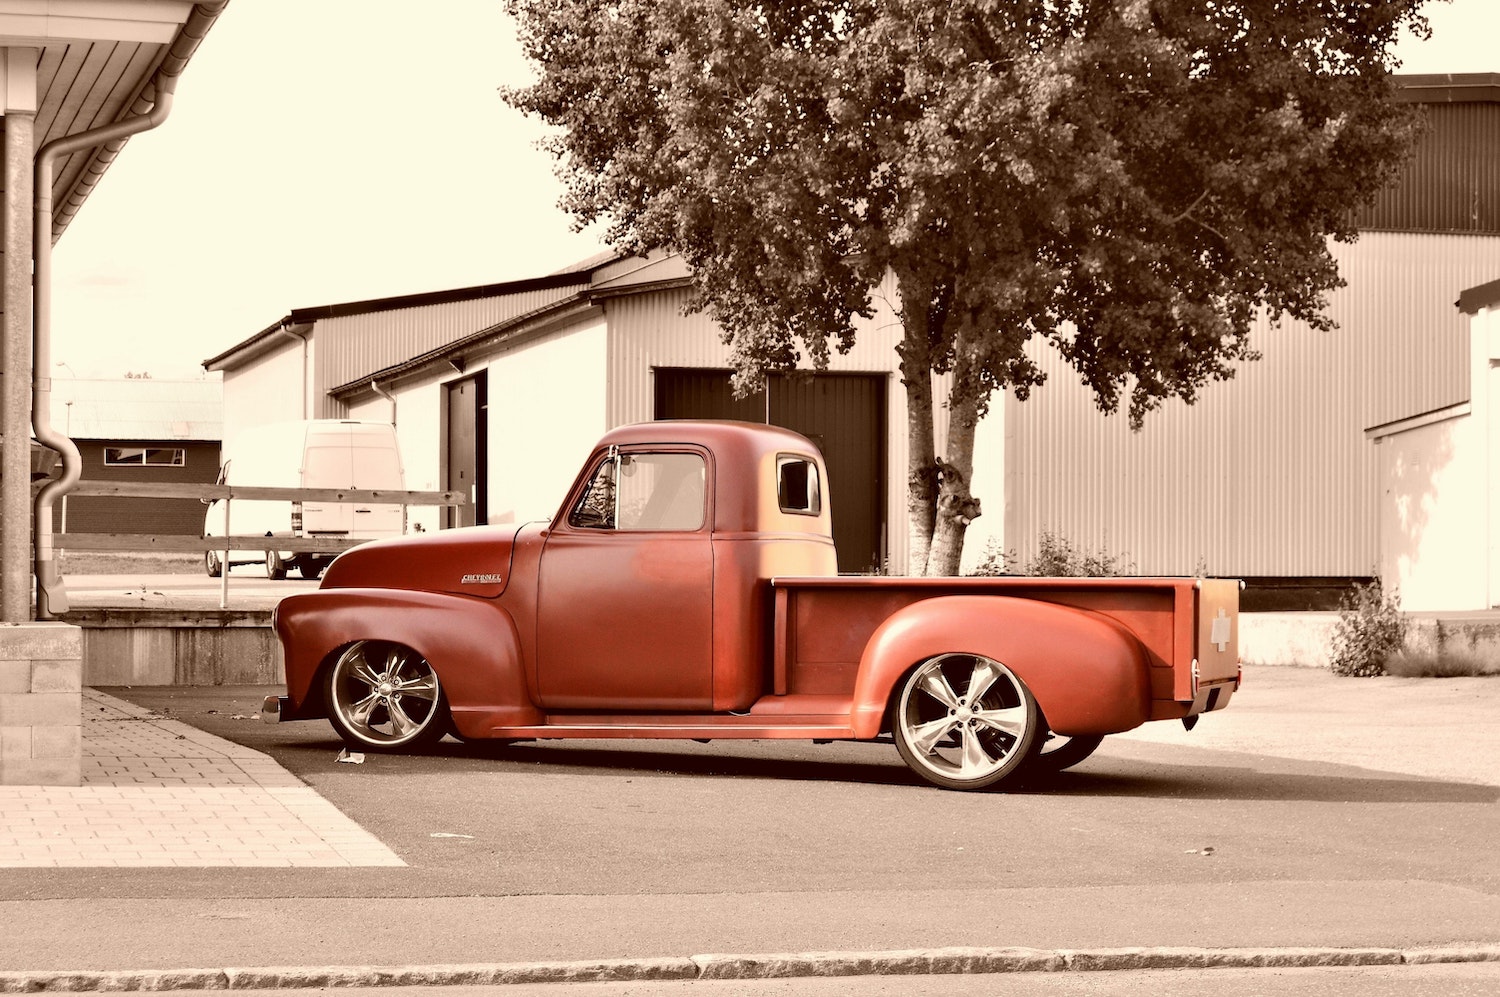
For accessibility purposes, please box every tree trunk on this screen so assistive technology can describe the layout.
[925,329,984,577]
[899,324,937,578]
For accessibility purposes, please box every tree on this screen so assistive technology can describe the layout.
[504,0,1435,575]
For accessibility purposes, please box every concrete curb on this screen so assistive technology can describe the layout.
[2,944,1498,991]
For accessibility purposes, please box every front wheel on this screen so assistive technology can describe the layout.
[266,550,287,580]
[205,549,223,578]
[325,640,450,751]
[891,653,1040,791]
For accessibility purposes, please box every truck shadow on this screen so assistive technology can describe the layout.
[439,738,1500,805]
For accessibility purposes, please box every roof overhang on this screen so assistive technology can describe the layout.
[0,0,228,243]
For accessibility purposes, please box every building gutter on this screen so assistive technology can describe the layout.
[31,1,227,619]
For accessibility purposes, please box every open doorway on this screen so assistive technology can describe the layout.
[444,372,488,528]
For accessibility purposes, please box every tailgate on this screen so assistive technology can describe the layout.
[1177,578,1240,702]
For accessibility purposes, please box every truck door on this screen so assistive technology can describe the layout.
[537,447,713,710]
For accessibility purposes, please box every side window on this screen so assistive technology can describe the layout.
[777,455,821,515]
[570,451,707,531]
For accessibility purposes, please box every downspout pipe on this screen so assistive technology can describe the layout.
[371,380,397,427]
[32,77,178,619]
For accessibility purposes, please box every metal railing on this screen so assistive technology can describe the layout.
[57,480,466,609]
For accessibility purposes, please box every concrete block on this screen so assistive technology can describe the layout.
[0,725,32,759]
[0,755,80,787]
[0,692,81,727]
[30,659,82,693]
[31,724,81,760]
[0,659,27,694]
[0,622,81,660]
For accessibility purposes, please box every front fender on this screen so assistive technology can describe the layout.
[274,588,542,733]
[849,595,1152,739]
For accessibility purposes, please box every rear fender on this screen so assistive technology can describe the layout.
[274,588,542,734]
[849,595,1152,739]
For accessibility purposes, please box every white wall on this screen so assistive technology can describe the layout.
[1375,411,1484,611]
[1373,301,1500,612]
[220,336,309,453]
[485,318,609,527]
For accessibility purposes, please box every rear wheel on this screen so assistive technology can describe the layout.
[325,640,450,751]
[1028,733,1105,775]
[891,653,1039,791]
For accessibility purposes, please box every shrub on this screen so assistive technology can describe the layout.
[1328,577,1408,677]
[1025,529,1134,577]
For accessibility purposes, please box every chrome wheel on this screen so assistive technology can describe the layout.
[266,550,287,580]
[892,653,1039,791]
[205,549,223,578]
[325,640,449,751]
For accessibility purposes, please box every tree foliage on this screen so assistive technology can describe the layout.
[504,0,1436,574]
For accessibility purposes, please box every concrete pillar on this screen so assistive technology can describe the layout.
[1,49,37,623]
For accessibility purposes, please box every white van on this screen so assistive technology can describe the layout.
[204,420,406,580]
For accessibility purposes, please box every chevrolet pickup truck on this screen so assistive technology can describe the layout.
[265,420,1240,791]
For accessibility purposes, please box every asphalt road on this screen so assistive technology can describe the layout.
[2,670,1490,965]
[4,638,1498,990]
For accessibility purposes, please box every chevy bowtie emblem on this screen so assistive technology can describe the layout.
[461,573,504,585]
[1210,608,1231,652]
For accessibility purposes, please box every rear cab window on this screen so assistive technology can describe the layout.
[777,455,821,515]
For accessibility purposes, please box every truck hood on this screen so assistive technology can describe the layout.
[319,524,522,599]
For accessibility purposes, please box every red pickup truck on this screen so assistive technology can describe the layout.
[265,420,1240,791]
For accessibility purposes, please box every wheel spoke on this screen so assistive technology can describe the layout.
[917,668,961,711]
[347,691,381,728]
[349,651,384,689]
[394,673,438,701]
[960,725,996,776]
[909,715,961,755]
[965,659,1003,704]
[387,696,419,737]
[974,703,1029,738]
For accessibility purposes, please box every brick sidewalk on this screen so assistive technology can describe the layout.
[0,690,402,868]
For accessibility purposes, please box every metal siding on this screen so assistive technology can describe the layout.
[312,282,590,418]
[1004,232,1498,578]
[1358,103,1500,234]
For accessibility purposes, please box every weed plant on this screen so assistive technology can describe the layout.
[1328,577,1408,677]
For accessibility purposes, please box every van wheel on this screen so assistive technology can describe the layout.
[891,653,1040,791]
[266,551,287,580]
[205,550,223,578]
[326,640,449,751]
[297,561,324,581]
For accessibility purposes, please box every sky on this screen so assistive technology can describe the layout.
[47,0,1500,381]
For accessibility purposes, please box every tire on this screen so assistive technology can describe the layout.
[891,653,1040,791]
[324,640,450,752]
[1027,733,1105,775]
[266,550,287,580]
[205,549,223,578]
[297,560,324,581]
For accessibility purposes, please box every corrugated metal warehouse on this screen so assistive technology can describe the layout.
[206,74,1500,608]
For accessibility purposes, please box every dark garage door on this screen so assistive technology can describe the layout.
[654,368,886,573]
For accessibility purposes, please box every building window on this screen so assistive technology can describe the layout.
[104,447,186,467]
